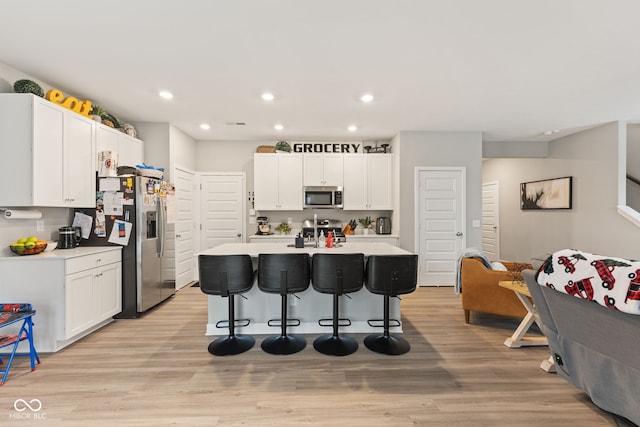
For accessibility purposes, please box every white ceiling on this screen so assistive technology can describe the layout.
[2,0,640,143]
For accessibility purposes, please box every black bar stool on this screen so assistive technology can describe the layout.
[364,254,418,355]
[311,253,365,356]
[198,254,255,356]
[258,253,311,355]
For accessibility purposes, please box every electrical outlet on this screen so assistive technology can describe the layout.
[36,220,44,232]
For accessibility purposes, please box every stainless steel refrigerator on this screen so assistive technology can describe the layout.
[75,175,174,318]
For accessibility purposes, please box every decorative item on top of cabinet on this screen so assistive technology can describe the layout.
[13,79,44,97]
[90,105,104,122]
[256,145,276,153]
[363,142,391,153]
[275,141,292,152]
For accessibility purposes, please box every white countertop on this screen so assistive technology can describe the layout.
[249,233,399,239]
[0,246,121,261]
[198,241,412,257]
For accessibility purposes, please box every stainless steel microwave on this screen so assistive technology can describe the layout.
[303,186,343,209]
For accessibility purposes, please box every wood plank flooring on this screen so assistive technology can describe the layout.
[1,286,635,427]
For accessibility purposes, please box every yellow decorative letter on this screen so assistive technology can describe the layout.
[45,89,63,104]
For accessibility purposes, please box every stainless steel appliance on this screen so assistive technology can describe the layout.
[301,218,345,241]
[376,217,392,234]
[75,176,174,318]
[303,186,343,209]
[58,226,76,249]
[256,216,271,235]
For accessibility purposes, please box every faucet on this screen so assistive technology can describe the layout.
[313,213,318,248]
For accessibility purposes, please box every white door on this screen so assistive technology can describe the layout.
[416,167,465,286]
[174,167,196,290]
[482,181,500,261]
[200,173,246,250]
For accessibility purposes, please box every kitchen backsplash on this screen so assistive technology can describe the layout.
[254,209,393,235]
[0,207,73,255]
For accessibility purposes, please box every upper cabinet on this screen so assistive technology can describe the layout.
[254,153,303,210]
[343,154,393,210]
[0,94,96,207]
[303,153,344,186]
[96,125,144,169]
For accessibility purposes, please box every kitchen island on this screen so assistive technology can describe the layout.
[197,242,414,336]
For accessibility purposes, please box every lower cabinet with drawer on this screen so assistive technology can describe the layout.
[65,250,122,339]
[0,247,122,352]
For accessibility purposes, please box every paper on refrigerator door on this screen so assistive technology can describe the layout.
[108,220,132,246]
[72,212,93,239]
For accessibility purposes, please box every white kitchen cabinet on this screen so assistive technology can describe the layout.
[343,154,393,210]
[96,125,144,169]
[254,153,303,210]
[0,93,96,207]
[0,247,122,352]
[65,251,122,339]
[303,153,343,186]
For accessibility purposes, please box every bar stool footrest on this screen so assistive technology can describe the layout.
[215,318,251,329]
[267,318,301,328]
[367,318,401,328]
[318,318,352,328]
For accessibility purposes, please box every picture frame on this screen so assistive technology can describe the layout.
[520,176,572,210]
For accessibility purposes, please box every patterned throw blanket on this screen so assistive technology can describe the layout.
[536,249,640,315]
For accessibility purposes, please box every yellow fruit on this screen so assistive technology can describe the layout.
[27,236,39,243]
[24,241,36,249]
[17,237,28,244]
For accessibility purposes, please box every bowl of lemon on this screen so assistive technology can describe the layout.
[9,236,47,256]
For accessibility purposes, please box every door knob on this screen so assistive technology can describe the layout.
[176,234,181,238]
[456,232,463,236]
[237,233,242,237]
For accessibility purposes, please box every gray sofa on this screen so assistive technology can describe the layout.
[524,256,640,425]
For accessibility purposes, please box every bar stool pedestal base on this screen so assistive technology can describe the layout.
[364,334,410,355]
[313,334,358,356]
[208,335,255,356]
[261,334,306,355]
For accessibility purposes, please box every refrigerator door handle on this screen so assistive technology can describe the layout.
[157,195,165,257]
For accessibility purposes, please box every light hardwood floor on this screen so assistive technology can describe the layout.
[1,286,635,427]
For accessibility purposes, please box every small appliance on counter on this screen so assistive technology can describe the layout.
[256,216,272,235]
[375,217,392,234]
[58,226,77,249]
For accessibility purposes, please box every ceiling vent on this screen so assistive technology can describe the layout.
[225,121,246,126]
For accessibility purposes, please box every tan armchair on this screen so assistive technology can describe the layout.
[460,257,531,324]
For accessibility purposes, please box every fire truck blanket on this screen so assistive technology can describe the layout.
[536,248,640,315]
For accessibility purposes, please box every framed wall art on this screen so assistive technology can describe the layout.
[520,176,572,210]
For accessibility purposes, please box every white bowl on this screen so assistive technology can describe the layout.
[44,241,58,251]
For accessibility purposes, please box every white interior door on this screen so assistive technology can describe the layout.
[200,173,246,250]
[174,167,196,290]
[482,181,500,261]
[415,167,465,286]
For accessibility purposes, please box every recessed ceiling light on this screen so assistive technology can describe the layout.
[274,124,284,131]
[348,125,358,132]
[262,92,275,101]
[543,129,560,135]
[200,124,210,130]
[360,94,374,103]
[159,91,174,100]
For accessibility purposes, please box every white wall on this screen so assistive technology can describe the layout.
[394,131,484,252]
[483,122,640,261]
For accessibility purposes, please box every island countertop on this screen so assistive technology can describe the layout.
[198,241,412,257]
